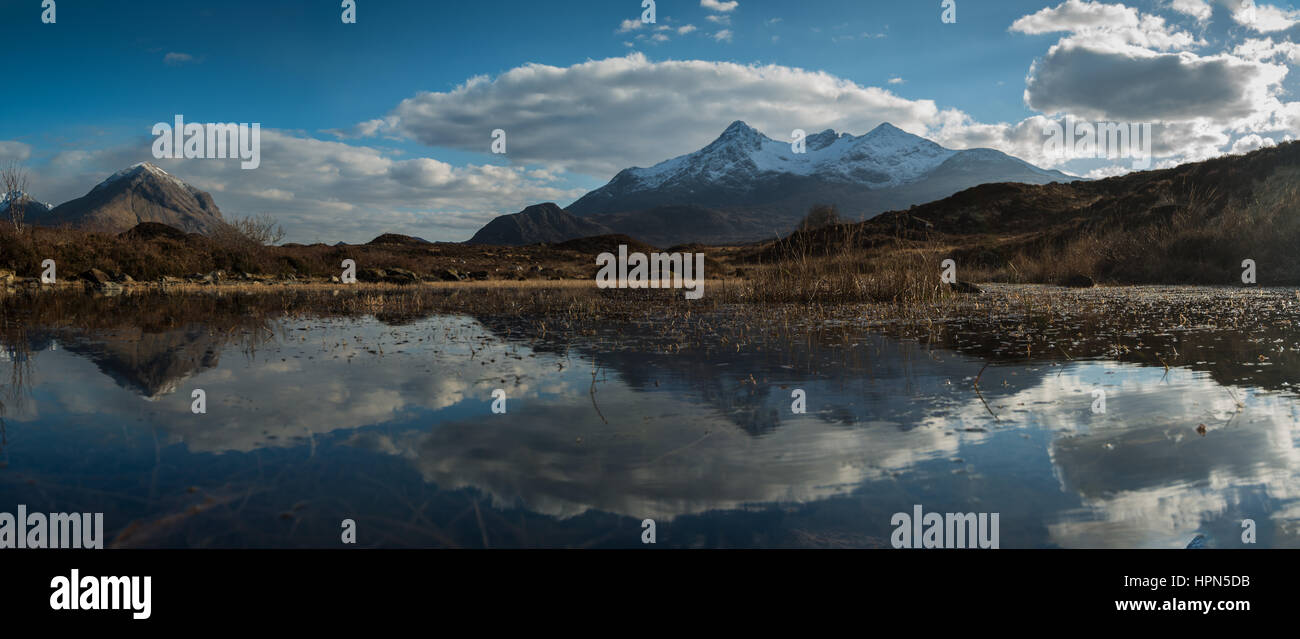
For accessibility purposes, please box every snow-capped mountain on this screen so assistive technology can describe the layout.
[0,190,54,217]
[556,121,1076,245]
[618,121,969,191]
[40,162,225,234]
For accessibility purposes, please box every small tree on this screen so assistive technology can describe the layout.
[1,161,30,232]
[797,203,841,231]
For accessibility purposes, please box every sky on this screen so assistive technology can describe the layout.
[2,0,1300,243]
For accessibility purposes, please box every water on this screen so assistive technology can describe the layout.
[1,295,1298,548]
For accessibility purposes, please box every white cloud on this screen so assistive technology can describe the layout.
[1168,0,1212,22]
[372,54,952,177]
[701,0,739,12]
[1230,133,1276,153]
[929,112,1231,172]
[888,77,904,84]
[997,0,1300,173]
[616,19,643,33]
[1023,40,1286,123]
[1230,1,1300,33]
[1012,0,1140,34]
[0,141,32,163]
[713,29,734,42]
[678,24,698,34]
[1011,1,1201,51]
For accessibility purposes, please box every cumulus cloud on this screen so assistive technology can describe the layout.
[1024,41,1286,122]
[1230,0,1300,33]
[713,29,734,42]
[1230,132,1276,153]
[1168,0,1212,22]
[1012,0,1142,33]
[701,0,739,12]
[1010,0,1201,50]
[368,54,951,177]
[997,0,1300,173]
[930,109,1230,171]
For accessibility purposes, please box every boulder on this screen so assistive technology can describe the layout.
[382,268,420,285]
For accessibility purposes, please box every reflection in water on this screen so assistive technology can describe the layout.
[0,294,1298,548]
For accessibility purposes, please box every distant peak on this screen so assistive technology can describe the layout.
[715,120,764,141]
[517,202,567,216]
[123,162,166,175]
[95,161,189,192]
[707,120,766,150]
[722,120,755,134]
[866,122,911,137]
[0,190,53,211]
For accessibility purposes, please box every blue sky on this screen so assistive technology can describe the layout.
[3,0,1300,242]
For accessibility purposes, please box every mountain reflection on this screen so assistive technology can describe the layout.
[1,294,1298,547]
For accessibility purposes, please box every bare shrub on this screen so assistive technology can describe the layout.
[1,161,29,232]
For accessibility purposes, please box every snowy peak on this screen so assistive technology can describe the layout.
[623,121,963,191]
[92,162,195,194]
[708,120,768,149]
[863,122,908,138]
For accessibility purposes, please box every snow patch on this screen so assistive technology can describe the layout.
[92,162,193,193]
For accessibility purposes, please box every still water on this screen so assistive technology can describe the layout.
[1,298,1297,548]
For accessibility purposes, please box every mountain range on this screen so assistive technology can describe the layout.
[471,121,1077,246]
[22,122,1073,247]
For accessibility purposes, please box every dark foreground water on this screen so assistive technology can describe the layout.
[1,293,1298,548]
